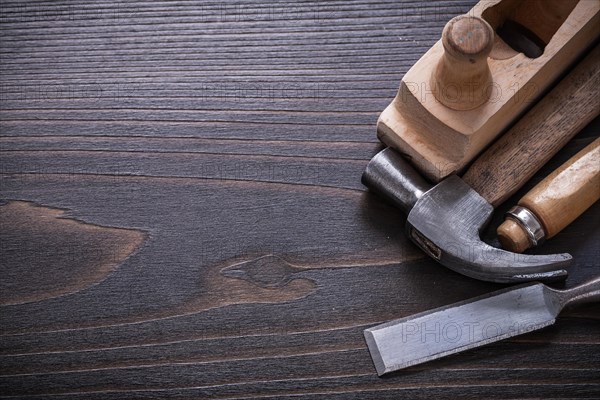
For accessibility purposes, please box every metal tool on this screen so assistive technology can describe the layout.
[363,151,569,283]
[363,44,600,283]
[364,275,600,375]
[497,138,600,253]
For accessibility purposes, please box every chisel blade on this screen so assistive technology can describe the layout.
[364,283,563,375]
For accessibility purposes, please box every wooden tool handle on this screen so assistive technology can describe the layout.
[432,15,494,110]
[463,44,600,208]
[498,138,600,252]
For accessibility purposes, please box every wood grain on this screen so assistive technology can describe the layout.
[463,44,600,207]
[0,1,599,398]
[0,200,146,306]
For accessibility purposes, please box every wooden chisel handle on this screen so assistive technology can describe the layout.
[497,138,600,252]
[463,44,600,208]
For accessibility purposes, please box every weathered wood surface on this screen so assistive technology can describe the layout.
[0,1,598,398]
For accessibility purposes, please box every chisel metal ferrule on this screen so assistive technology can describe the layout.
[505,205,546,247]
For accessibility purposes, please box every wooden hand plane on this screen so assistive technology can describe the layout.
[377,0,600,182]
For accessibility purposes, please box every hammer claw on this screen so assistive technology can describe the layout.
[428,235,571,283]
[363,148,572,283]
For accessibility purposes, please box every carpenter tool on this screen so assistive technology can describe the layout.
[362,44,600,284]
[377,1,600,181]
[364,275,600,375]
[497,138,600,253]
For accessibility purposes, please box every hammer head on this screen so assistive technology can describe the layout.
[362,148,570,283]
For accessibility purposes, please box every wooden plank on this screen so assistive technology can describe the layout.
[0,0,598,398]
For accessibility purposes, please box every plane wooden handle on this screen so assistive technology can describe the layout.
[463,44,600,208]
[431,15,494,110]
[497,138,600,252]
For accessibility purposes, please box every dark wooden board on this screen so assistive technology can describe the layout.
[0,1,598,398]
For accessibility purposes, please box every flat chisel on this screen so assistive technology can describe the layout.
[364,276,600,375]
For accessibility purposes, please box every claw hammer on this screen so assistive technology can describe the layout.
[362,44,600,283]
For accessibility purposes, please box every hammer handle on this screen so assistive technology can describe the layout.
[463,44,600,208]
